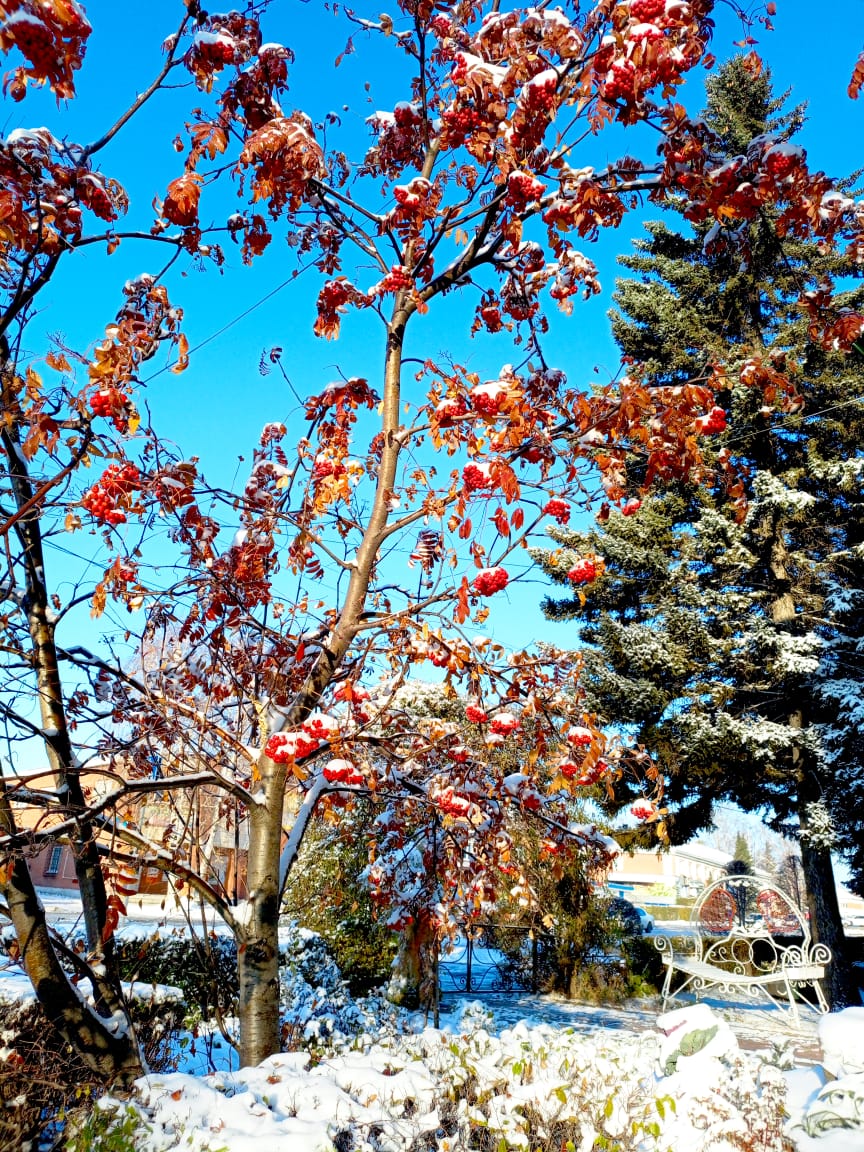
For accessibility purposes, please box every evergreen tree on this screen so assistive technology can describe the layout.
[531,59,864,1005]
[732,833,754,874]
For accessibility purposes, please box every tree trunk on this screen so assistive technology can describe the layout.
[767,519,856,1007]
[0,793,143,1082]
[236,305,413,1063]
[1,351,124,1021]
[387,912,436,1009]
[237,777,285,1066]
[798,796,857,1008]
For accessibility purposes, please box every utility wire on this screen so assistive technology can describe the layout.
[143,261,316,384]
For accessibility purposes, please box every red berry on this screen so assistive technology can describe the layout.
[543,498,571,524]
[471,567,509,596]
[567,558,597,585]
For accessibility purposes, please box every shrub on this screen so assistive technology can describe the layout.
[0,985,183,1151]
[114,930,238,1022]
[65,1101,148,1152]
[281,802,398,994]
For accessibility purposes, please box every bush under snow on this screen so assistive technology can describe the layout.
[90,1001,799,1152]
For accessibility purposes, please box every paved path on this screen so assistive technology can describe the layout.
[439,989,823,1063]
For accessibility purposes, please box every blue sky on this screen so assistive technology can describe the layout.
[4,0,862,666]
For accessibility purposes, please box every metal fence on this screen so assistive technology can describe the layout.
[437,923,550,995]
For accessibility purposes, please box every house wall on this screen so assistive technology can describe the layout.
[607,845,731,898]
[30,843,79,890]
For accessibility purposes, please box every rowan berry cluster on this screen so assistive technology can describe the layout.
[567,558,597,584]
[393,177,431,209]
[630,0,666,21]
[440,104,481,147]
[575,761,606,786]
[265,730,321,763]
[81,462,142,526]
[519,441,547,464]
[489,711,520,736]
[333,680,371,724]
[621,497,642,516]
[763,143,803,181]
[462,461,495,490]
[500,285,538,322]
[427,643,452,668]
[372,265,413,295]
[567,726,592,748]
[393,101,421,128]
[520,69,558,114]
[318,278,352,312]
[188,31,237,70]
[322,759,364,786]
[435,788,473,818]
[80,490,126,525]
[429,15,453,38]
[8,14,57,76]
[303,711,340,740]
[471,566,509,596]
[630,801,655,820]
[1,6,87,101]
[470,381,507,417]
[434,395,468,425]
[89,386,129,431]
[506,171,546,206]
[542,498,571,524]
[478,303,504,332]
[111,559,138,583]
[603,57,637,101]
[694,405,727,434]
[465,704,488,724]
[312,455,346,480]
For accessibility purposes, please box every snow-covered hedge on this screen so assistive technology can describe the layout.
[0,972,185,1152]
[90,1002,794,1152]
[278,924,409,1049]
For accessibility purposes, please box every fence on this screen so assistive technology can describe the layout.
[437,924,550,996]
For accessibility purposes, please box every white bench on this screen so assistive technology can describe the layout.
[654,876,831,1027]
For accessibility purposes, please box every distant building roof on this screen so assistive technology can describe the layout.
[673,842,733,867]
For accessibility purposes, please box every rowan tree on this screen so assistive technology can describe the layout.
[0,0,862,1077]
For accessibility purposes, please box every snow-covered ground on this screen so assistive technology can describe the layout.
[6,894,864,1150]
[77,999,861,1152]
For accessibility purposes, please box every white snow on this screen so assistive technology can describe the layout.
[818,1007,864,1077]
[89,995,856,1152]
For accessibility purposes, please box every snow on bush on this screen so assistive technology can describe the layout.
[97,1002,794,1152]
[277,924,408,1047]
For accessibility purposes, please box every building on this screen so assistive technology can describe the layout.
[9,765,249,901]
[607,842,733,904]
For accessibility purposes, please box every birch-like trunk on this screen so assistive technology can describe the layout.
[236,306,411,1065]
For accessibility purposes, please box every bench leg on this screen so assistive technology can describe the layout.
[812,979,830,1015]
[661,964,701,1010]
[783,974,801,1029]
[660,961,674,1011]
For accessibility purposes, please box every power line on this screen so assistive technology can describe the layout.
[143,261,316,384]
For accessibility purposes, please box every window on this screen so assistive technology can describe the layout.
[44,844,63,877]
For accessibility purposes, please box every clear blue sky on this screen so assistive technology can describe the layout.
[4,0,862,662]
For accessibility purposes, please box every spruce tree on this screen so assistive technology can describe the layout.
[531,58,864,1005]
[733,833,755,874]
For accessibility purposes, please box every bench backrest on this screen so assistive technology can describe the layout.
[689,876,812,972]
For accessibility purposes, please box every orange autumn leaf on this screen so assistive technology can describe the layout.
[163,173,201,227]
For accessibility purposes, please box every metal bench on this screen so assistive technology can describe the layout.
[654,875,831,1027]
